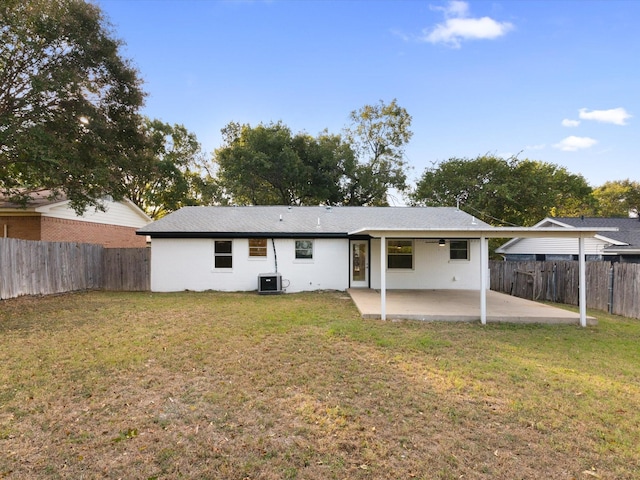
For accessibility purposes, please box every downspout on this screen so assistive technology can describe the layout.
[271,238,278,273]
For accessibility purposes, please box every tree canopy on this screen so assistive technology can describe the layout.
[123,118,218,219]
[214,99,412,206]
[411,155,595,226]
[215,122,354,206]
[342,99,412,205]
[0,0,145,212]
[592,179,640,217]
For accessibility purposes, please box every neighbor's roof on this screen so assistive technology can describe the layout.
[137,205,491,238]
[0,189,152,225]
[0,189,65,209]
[496,216,639,253]
[550,217,640,248]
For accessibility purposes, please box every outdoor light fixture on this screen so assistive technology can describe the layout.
[439,239,446,247]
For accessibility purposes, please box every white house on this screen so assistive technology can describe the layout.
[137,206,492,293]
[496,217,640,264]
[138,205,612,326]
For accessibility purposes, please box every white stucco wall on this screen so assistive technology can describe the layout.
[150,236,485,293]
[369,238,482,290]
[150,237,349,293]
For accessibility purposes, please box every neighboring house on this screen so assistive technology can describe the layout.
[137,205,492,293]
[496,217,640,264]
[0,190,152,248]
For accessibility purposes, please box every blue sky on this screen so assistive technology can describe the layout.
[96,0,638,189]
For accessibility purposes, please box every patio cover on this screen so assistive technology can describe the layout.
[348,226,618,327]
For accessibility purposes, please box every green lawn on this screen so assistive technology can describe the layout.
[1,291,639,479]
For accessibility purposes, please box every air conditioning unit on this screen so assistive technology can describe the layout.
[258,273,282,294]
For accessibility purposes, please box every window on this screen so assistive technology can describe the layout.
[387,239,413,269]
[295,240,313,259]
[249,238,267,257]
[214,240,232,268]
[450,240,469,260]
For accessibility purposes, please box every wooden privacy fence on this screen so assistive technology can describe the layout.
[0,238,150,299]
[102,247,150,292]
[490,260,640,320]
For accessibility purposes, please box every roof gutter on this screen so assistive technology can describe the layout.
[603,247,640,255]
[138,226,618,240]
[348,227,618,239]
[136,231,351,239]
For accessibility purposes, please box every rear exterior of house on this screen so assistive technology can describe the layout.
[138,206,488,293]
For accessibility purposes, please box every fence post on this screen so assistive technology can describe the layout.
[608,264,614,314]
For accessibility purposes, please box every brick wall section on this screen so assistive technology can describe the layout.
[40,217,147,248]
[0,216,41,241]
[2,215,146,247]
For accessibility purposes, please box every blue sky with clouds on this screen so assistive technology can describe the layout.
[97,0,638,189]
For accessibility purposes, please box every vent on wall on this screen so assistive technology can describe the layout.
[258,273,282,294]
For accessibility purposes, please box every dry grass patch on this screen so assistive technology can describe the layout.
[1,291,639,479]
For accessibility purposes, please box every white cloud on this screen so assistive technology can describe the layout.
[562,119,580,127]
[553,136,598,152]
[578,107,632,126]
[432,0,469,17]
[525,144,546,151]
[422,1,514,48]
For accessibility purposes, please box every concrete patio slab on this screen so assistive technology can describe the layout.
[347,289,597,325]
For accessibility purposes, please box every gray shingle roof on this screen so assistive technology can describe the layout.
[553,217,640,247]
[138,206,490,237]
[0,189,65,209]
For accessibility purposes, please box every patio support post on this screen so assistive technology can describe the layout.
[578,236,587,327]
[380,236,387,321]
[480,235,488,325]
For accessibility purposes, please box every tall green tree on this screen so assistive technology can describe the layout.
[411,155,594,226]
[214,122,354,205]
[0,0,145,213]
[592,179,640,217]
[214,99,411,206]
[215,122,306,205]
[124,118,218,219]
[343,99,412,205]
[290,130,357,205]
